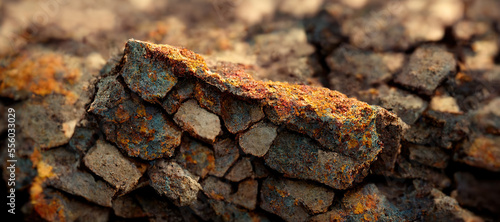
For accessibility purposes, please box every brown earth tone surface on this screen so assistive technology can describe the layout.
[1,0,500,221]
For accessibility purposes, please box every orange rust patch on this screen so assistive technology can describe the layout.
[0,53,81,104]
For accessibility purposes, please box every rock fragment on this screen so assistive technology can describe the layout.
[310,184,403,222]
[120,40,178,103]
[430,95,462,114]
[174,99,221,143]
[221,96,265,134]
[41,148,117,207]
[201,176,231,200]
[238,122,277,157]
[228,179,259,210]
[89,76,182,160]
[148,160,202,206]
[260,177,334,221]
[395,45,456,96]
[455,135,500,172]
[265,130,371,189]
[83,140,143,193]
[162,80,195,114]
[209,138,240,177]
[225,157,253,182]
[176,137,215,178]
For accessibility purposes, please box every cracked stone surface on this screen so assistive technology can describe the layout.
[3,2,499,219]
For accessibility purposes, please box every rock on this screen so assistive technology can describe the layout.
[221,95,265,134]
[148,160,202,206]
[89,75,182,160]
[310,184,402,222]
[472,98,500,135]
[162,80,195,114]
[225,157,254,182]
[176,137,215,178]
[201,176,231,200]
[120,40,178,103]
[425,188,483,222]
[430,95,462,114]
[31,188,110,222]
[395,156,451,189]
[174,99,222,143]
[112,194,147,218]
[361,85,428,125]
[453,172,500,214]
[238,122,278,157]
[194,82,223,115]
[265,130,371,189]
[208,199,270,222]
[228,179,259,210]
[260,177,334,221]
[83,140,143,193]
[209,138,240,177]
[326,45,397,97]
[395,45,456,96]
[68,115,99,153]
[39,148,117,207]
[455,135,500,172]
[408,144,449,169]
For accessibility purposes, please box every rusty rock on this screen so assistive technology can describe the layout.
[162,80,195,114]
[209,138,240,177]
[176,136,215,178]
[120,39,178,103]
[201,176,231,200]
[89,75,182,160]
[261,177,334,222]
[148,160,202,206]
[221,95,265,134]
[455,135,500,172]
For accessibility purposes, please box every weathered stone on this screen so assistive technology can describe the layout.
[121,40,178,103]
[188,193,217,220]
[83,140,143,193]
[112,194,147,218]
[453,172,500,214]
[261,177,334,221]
[41,148,117,207]
[361,85,428,125]
[238,122,277,157]
[455,135,500,172]
[209,138,240,177]
[176,137,215,178]
[31,188,110,222]
[253,159,270,179]
[208,199,270,222]
[89,75,182,160]
[201,176,231,200]
[221,95,265,134]
[228,179,259,210]
[174,99,221,143]
[310,184,403,222]
[408,144,449,169]
[68,115,99,153]
[225,157,253,182]
[194,80,223,115]
[425,188,483,222]
[395,44,456,96]
[326,45,399,97]
[148,160,202,206]
[162,80,195,114]
[265,130,371,189]
[395,156,451,189]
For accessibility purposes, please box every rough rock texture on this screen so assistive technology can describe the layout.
[238,122,278,157]
[148,160,202,206]
[84,140,144,193]
[4,1,500,221]
[174,99,221,143]
[395,45,456,96]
